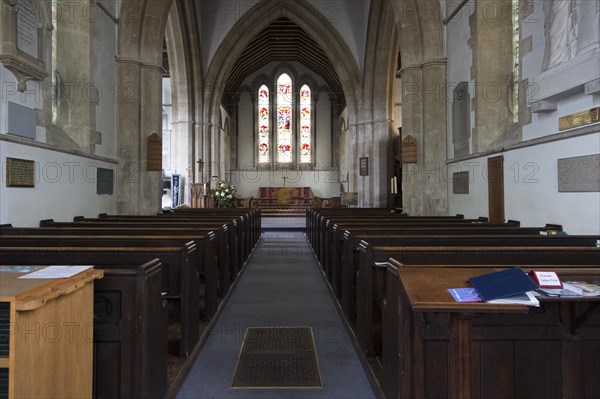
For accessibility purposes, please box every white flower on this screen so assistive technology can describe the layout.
[225,189,229,193]
[228,194,232,198]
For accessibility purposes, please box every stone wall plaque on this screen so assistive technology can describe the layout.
[559,107,600,131]
[16,0,39,59]
[6,157,35,187]
[97,168,114,195]
[0,0,47,91]
[402,135,417,163]
[557,154,600,192]
[453,171,469,194]
[147,133,162,171]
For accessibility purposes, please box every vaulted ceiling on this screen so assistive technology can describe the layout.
[223,17,345,106]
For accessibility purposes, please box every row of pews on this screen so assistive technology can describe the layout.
[307,208,600,399]
[0,208,260,398]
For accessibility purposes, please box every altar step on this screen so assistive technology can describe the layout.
[260,207,308,217]
[261,217,306,231]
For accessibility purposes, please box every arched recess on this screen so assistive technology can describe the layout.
[165,1,204,204]
[390,0,447,215]
[358,0,399,207]
[202,0,362,181]
[116,0,173,214]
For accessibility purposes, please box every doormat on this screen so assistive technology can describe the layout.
[231,327,322,388]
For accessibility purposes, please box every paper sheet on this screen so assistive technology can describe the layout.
[19,265,93,279]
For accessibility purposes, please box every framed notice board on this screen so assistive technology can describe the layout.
[359,157,369,176]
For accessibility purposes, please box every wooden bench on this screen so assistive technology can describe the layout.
[93,260,167,399]
[1,224,233,300]
[356,245,600,356]
[336,233,599,316]
[382,266,600,399]
[0,245,198,358]
[0,233,219,319]
[81,213,254,266]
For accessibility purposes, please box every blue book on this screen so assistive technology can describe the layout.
[468,267,539,302]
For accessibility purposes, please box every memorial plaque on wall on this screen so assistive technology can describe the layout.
[6,157,35,187]
[16,0,39,59]
[147,133,162,171]
[453,171,469,194]
[97,168,114,195]
[559,107,600,131]
[402,135,417,163]
[558,154,600,192]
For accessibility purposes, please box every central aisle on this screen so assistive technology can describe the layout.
[176,231,378,399]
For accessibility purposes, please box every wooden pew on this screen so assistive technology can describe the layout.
[321,221,548,286]
[0,233,219,319]
[317,217,500,266]
[94,260,167,399]
[382,265,600,399]
[336,233,599,316]
[41,219,238,287]
[0,245,199,358]
[0,225,233,300]
[356,245,600,356]
[77,214,253,266]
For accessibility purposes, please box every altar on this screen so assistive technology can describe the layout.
[257,187,312,208]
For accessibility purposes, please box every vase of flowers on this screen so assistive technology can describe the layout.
[212,181,238,207]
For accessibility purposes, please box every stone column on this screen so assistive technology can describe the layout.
[55,0,92,152]
[472,0,513,152]
[422,61,447,215]
[116,59,141,214]
[139,63,163,213]
[115,59,162,214]
[171,120,194,204]
[399,67,424,215]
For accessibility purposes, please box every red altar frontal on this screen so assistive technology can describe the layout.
[257,187,312,207]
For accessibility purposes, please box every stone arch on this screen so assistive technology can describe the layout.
[164,1,203,202]
[357,0,399,207]
[203,0,361,177]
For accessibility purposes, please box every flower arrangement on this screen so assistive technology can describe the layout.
[212,181,238,207]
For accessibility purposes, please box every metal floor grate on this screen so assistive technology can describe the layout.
[231,327,322,388]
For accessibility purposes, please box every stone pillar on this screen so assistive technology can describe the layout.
[55,0,92,152]
[116,59,141,214]
[115,59,162,214]
[371,119,394,207]
[139,64,163,213]
[400,67,424,215]
[194,121,204,182]
[472,0,513,152]
[422,61,448,215]
[171,120,194,204]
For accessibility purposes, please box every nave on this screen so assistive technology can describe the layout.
[176,230,379,399]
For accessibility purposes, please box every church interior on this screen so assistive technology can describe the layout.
[0,0,599,398]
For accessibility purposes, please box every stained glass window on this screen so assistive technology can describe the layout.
[299,85,312,163]
[257,85,270,164]
[277,73,293,164]
[257,74,313,165]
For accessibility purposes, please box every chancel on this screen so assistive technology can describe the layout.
[0,0,599,398]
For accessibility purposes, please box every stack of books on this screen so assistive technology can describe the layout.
[448,268,600,306]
